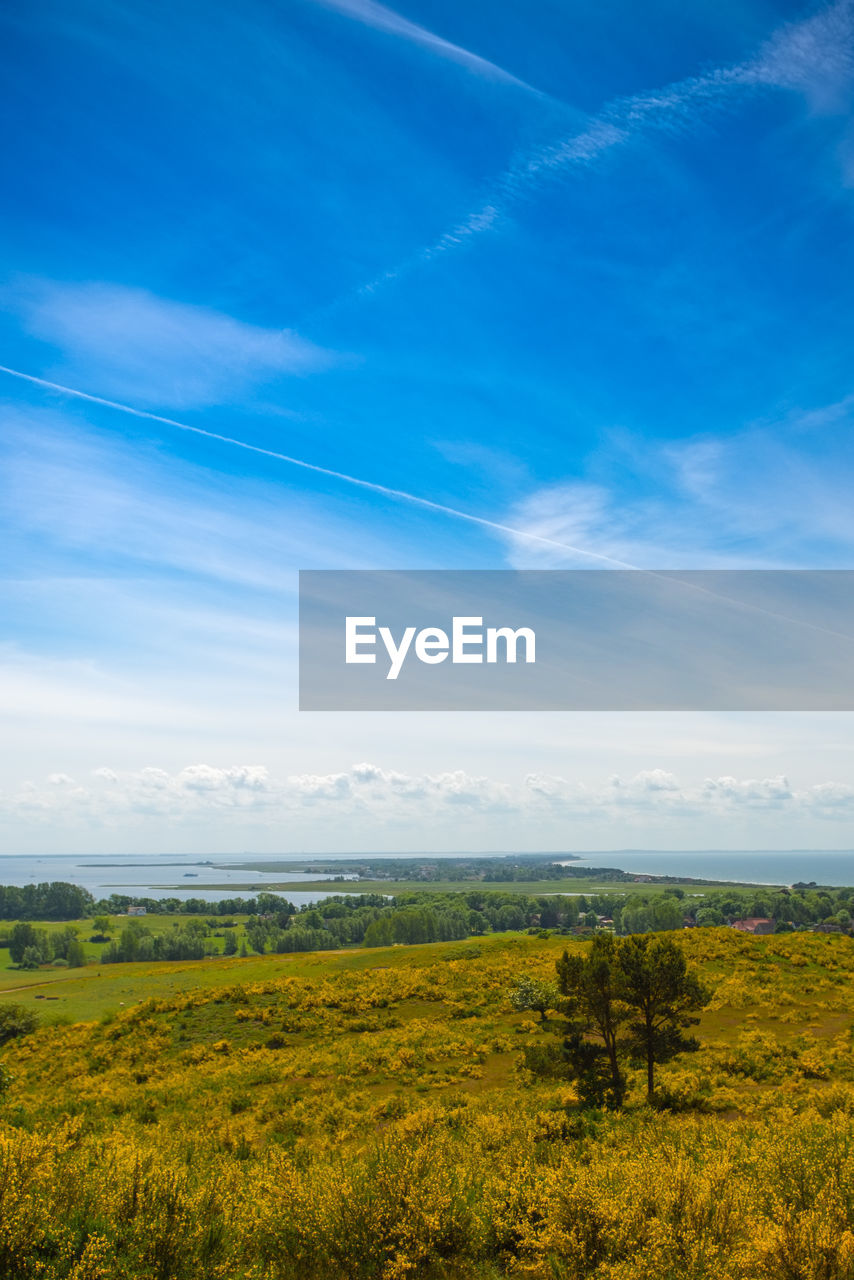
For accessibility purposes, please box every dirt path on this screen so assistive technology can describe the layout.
[0,975,83,994]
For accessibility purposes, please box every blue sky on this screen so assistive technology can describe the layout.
[2,0,854,853]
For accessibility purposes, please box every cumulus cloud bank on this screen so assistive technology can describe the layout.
[3,762,852,832]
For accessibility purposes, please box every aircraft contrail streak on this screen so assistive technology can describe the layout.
[0,363,633,566]
[3,361,851,647]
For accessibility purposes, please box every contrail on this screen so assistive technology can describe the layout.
[3,362,852,647]
[328,1,854,306]
[309,0,563,105]
[0,363,632,567]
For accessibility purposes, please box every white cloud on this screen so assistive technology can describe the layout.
[354,1,854,291]
[179,764,270,793]
[0,407,416,600]
[287,771,352,802]
[6,280,337,409]
[806,781,854,811]
[532,768,854,826]
[701,774,794,808]
[626,769,681,793]
[501,414,854,570]
[501,482,639,568]
[742,0,854,111]
[4,761,852,835]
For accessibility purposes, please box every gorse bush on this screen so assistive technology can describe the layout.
[0,1003,38,1046]
[1,929,854,1277]
[1,1110,854,1277]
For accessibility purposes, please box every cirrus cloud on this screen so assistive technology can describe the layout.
[5,279,339,409]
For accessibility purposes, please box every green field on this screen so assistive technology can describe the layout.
[0,912,255,1015]
[0,912,255,958]
[151,875,763,895]
[0,925,519,1022]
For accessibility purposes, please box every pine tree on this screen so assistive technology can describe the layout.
[617,934,710,1101]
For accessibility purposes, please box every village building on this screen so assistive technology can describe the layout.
[730,917,774,935]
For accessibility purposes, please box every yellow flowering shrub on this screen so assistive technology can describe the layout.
[0,929,852,1276]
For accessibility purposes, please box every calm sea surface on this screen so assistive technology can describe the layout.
[0,850,853,903]
[570,851,854,886]
[0,855,339,905]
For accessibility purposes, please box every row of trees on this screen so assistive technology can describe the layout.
[362,906,472,947]
[4,881,854,971]
[233,894,543,954]
[4,880,853,931]
[482,865,631,883]
[84,883,854,931]
[0,882,95,922]
[96,894,284,917]
[515,934,709,1106]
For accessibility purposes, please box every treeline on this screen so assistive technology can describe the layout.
[4,882,854,969]
[246,892,574,954]
[95,893,290,917]
[0,882,95,921]
[483,865,630,882]
[99,892,560,964]
[672,884,854,931]
[100,884,854,936]
[290,855,590,883]
[265,884,854,951]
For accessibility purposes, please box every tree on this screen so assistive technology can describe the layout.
[555,935,628,1107]
[496,904,526,932]
[537,899,561,929]
[245,925,267,954]
[50,925,83,964]
[363,917,393,948]
[467,910,489,935]
[9,922,43,964]
[521,934,711,1109]
[509,974,558,1023]
[622,896,684,935]
[93,916,112,935]
[617,934,710,1101]
[223,930,239,955]
[436,910,469,941]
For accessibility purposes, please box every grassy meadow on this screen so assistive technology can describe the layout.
[1,927,854,1276]
[0,913,245,966]
[153,876,747,896]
